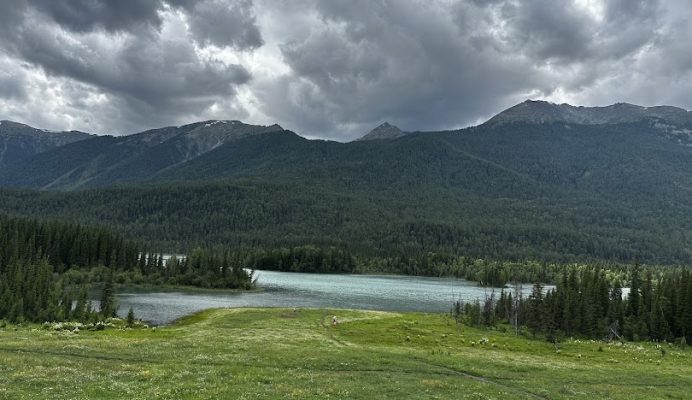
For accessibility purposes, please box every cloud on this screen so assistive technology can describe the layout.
[185,0,263,49]
[0,0,690,140]
[249,0,675,139]
[488,0,661,64]
[0,60,28,100]
[25,0,164,33]
[0,0,261,134]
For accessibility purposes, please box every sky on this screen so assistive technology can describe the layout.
[0,0,690,141]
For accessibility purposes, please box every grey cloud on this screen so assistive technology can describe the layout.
[7,0,265,50]
[498,1,595,62]
[258,0,553,139]
[252,0,677,140]
[0,63,27,100]
[8,22,249,125]
[28,0,163,32]
[464,0,661,64]
[0,78,26,100]
[0,0,262,134]
[0,1,25,36]
[186,0,264,49]
[571,0,691,109]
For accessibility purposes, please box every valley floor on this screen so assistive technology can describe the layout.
[0,308,690,399]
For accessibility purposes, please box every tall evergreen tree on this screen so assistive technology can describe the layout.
[99,267,116,318]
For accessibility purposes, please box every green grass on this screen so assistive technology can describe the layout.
[0,308,690,399]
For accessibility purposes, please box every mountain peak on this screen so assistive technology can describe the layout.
[485,100,692,127]
[358,122,406,141]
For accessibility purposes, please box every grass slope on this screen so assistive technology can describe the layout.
[0,308,690,399]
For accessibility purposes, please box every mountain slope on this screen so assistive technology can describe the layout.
[5,101,692,192]
[0,120,92,169]
[64,116,692,210]
[485,100,692,145]
[0,120,284,189]
[486,100,692,126]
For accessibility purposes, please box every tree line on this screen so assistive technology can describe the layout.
[453,265,692,345]
[0,215,254,323]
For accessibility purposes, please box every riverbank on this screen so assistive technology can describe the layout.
[0,308,689,399]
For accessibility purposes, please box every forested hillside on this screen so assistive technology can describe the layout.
[2,102,692,267]
[0,120,283,189]
[0,175,689,266]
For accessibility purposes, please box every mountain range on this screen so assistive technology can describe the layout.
[2,100,692,264]
[0,119,285,189]
[487,100,692,127]
[3,100,692,191]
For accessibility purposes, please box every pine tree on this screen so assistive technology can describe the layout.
[526,282,545,337]
[99,267,117,318]
[628,266,642,318]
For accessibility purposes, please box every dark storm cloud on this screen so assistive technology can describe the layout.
[26,0,163,32]
[0,0,689,139]
[185,0,264,49]
[10,0,262,40]
[254,0,681,139]
[257,0,554,138]
[494,0,660,63]
[0,0,262,134]
[12,23,250,103]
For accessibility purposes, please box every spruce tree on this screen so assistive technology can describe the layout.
[99,267,116,318]
[526,282,545,337]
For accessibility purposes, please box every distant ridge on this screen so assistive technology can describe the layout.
[3,99,692,190]
[0,119,288,190]
[485,100,692,127]
[0,120,92,169]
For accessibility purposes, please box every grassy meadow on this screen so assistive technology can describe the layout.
[0,308,690,399]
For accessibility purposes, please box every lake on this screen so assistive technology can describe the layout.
[116,270,538,325]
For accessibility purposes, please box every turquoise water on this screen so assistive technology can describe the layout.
[116,270,533,325]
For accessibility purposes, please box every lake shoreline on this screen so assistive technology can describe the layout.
[114,269,538,326]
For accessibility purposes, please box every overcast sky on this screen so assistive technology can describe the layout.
[0,0,690,141]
